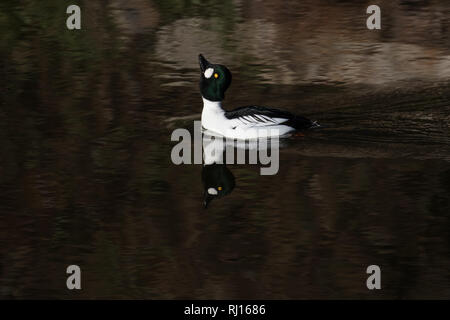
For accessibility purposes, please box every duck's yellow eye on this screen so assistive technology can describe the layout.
[218,186,222,191]
[214,73,219,79]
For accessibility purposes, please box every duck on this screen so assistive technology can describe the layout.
[198,54,318,140]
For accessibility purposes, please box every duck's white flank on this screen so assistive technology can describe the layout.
[201,97,295,140]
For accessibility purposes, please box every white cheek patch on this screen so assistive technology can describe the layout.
[204,68,214,79]
[207,188,218,195]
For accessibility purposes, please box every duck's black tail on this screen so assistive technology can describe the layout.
[288,115,320,131]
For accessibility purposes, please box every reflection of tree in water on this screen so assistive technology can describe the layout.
[154,9,450,86]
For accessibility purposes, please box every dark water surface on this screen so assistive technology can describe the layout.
[1,0,450,299]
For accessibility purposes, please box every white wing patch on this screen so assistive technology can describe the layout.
[234,115,286,128]
[204,68,214,79]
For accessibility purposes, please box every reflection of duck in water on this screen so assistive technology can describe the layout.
[202,163,235,208]
[201,134,279,208]
[199,54,318,139]
[202,134,235,208]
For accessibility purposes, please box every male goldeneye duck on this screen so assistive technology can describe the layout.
[199,54,318,139]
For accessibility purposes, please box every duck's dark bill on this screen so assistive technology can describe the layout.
[199,54,209,72]
[203,193,213,208]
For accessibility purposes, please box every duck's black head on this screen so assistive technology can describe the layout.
[199,54,232,102]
